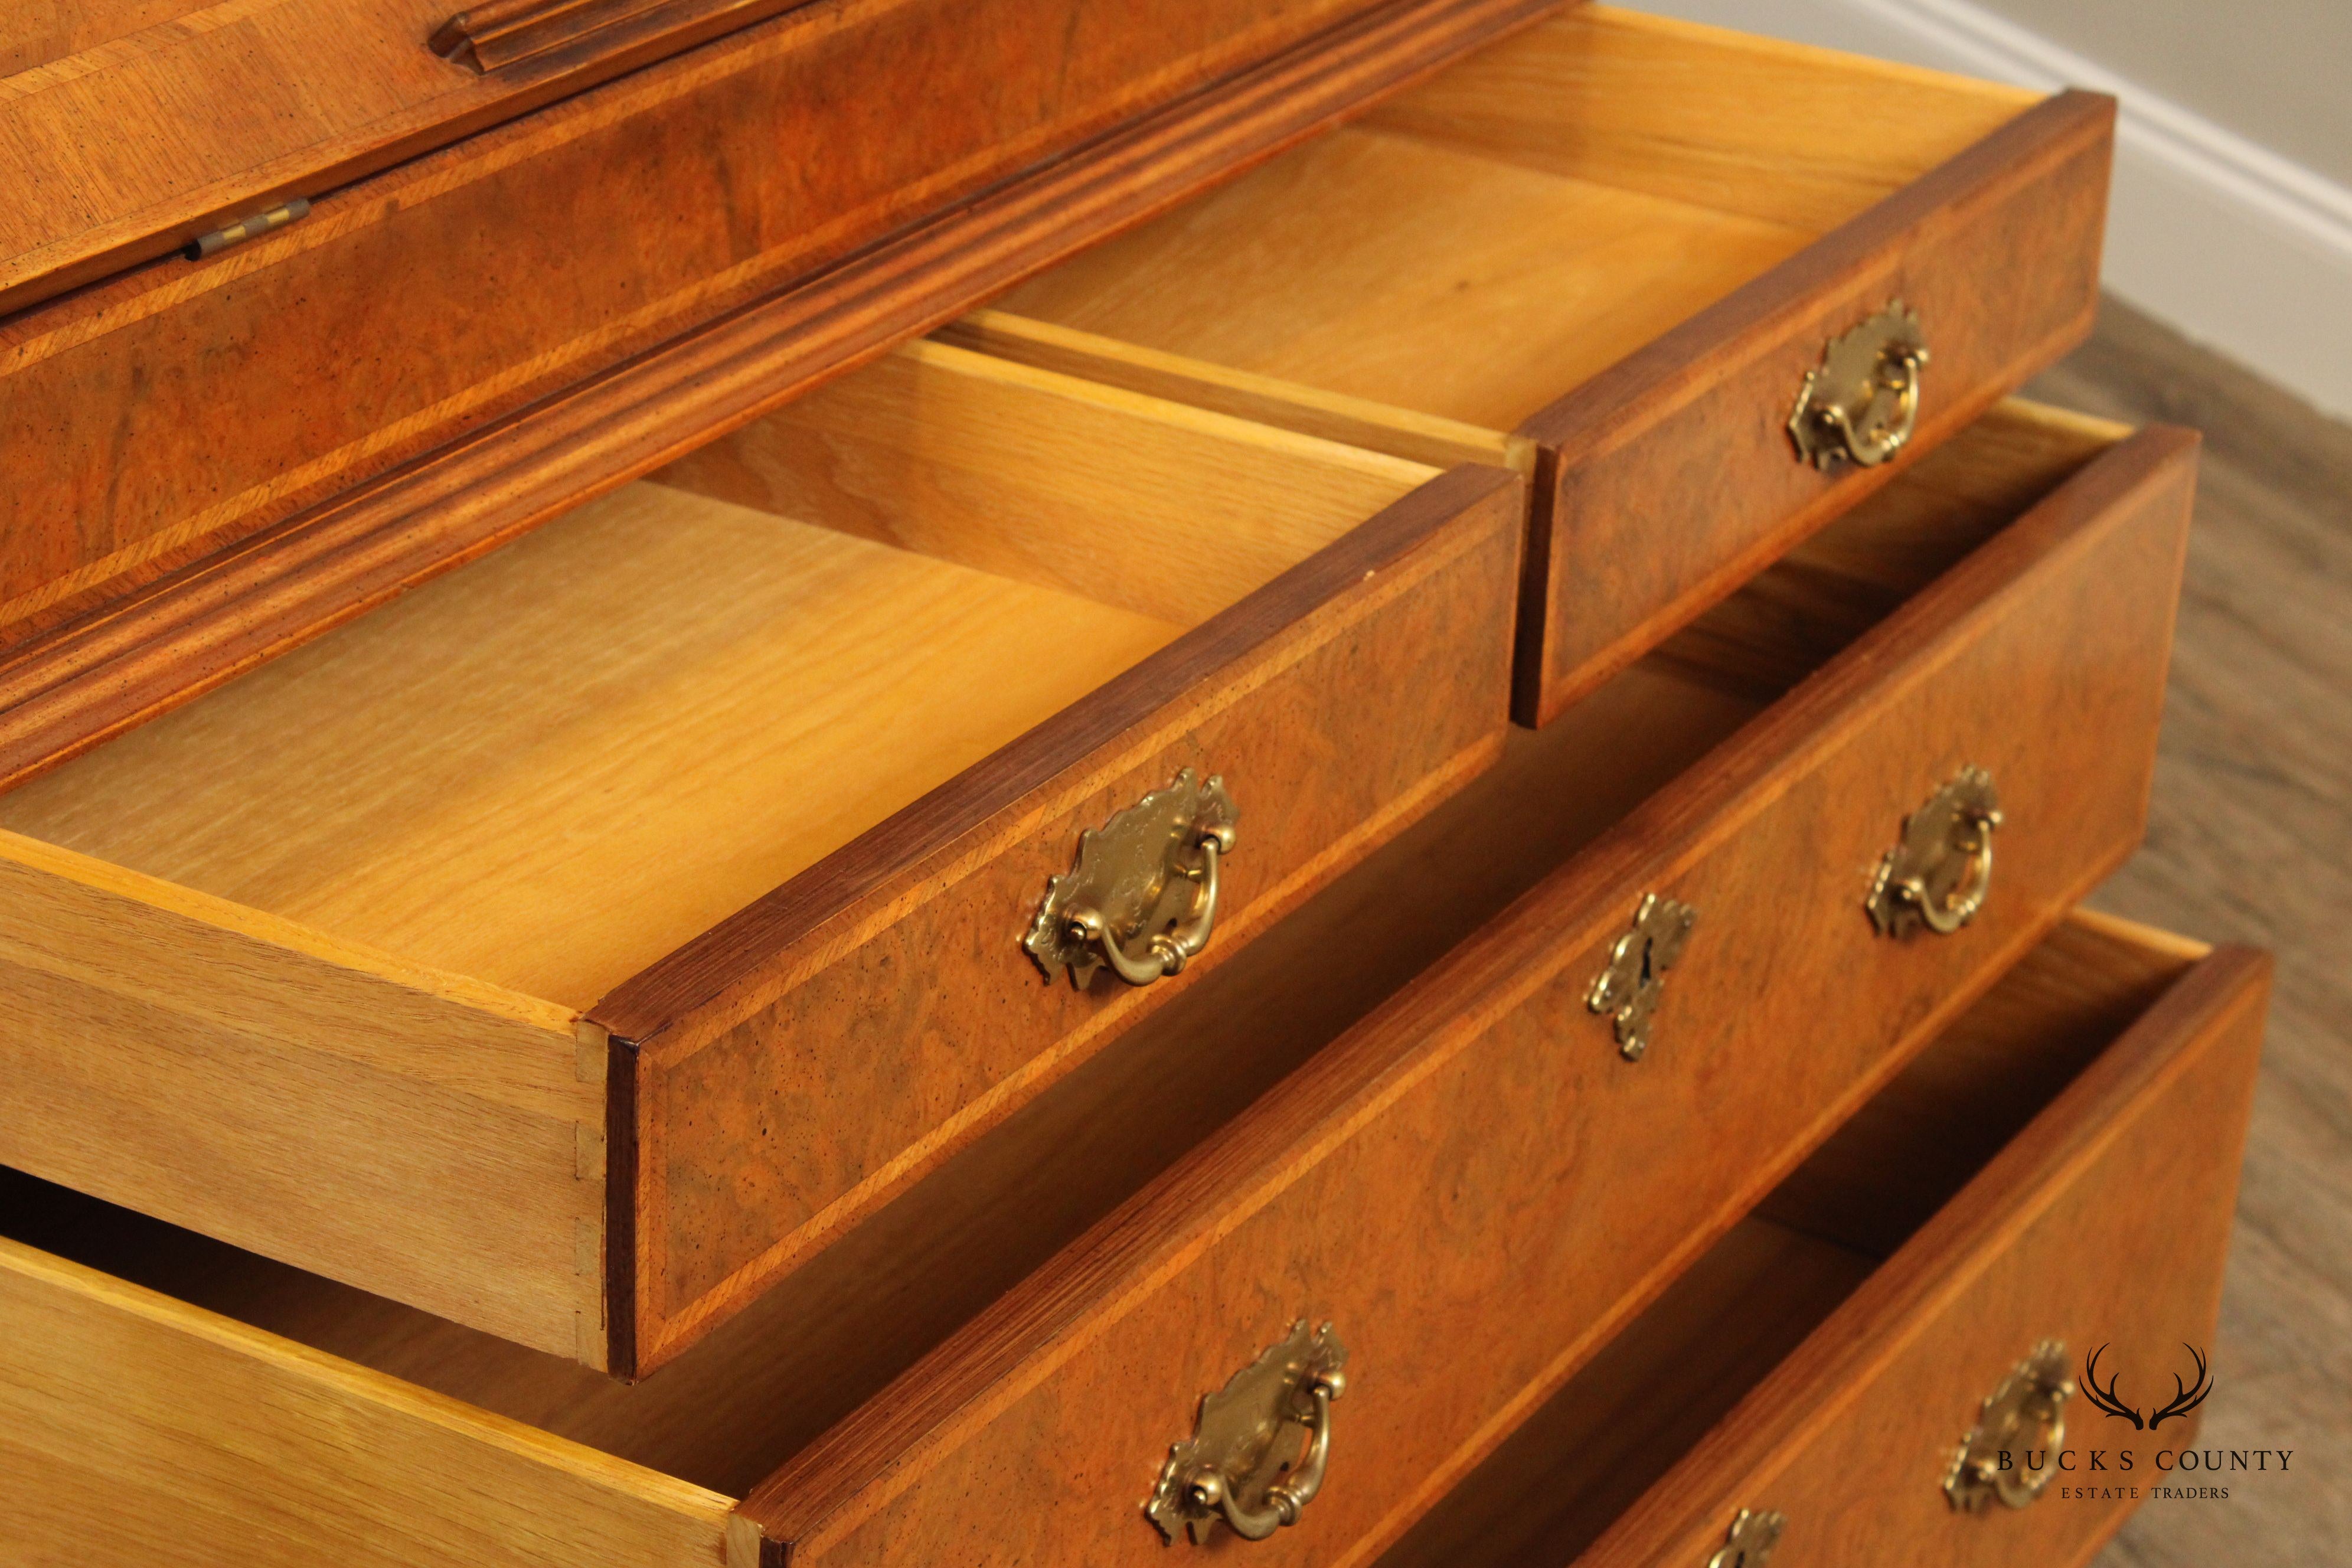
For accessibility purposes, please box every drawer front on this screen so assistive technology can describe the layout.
[736,430,2196,1565]
[1517,90,2114,724]
[1582,939,2268,1568]
[599,463,1524,1374]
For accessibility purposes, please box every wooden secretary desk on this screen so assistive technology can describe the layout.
[0,3,2265,1565]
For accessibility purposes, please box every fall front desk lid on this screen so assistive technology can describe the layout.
[0,0,808,312]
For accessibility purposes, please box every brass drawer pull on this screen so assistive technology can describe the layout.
[1146,1321,1347,1544]
[1788,302,1928,471]
[1025,768,1239,988]
[1867,766,2001,938]
[1706,1508,1785,1567]
[1946,1339,2075,1511]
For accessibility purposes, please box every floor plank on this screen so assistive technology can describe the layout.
[2028,299,2352,1566]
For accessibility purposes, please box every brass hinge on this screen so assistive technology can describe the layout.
[184,199,311,260]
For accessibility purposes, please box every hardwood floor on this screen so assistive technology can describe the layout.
[2027,300,2352,1566]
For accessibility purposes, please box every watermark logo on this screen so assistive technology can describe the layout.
[2079,1342,2214,1431]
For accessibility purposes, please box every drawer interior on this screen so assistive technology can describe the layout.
[0,400,2128,1506]
[948,7,2038,465]
[0,342,1436,1011]
[1374,912,2210,1568]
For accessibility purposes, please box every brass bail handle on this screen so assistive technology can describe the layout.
[1788,302,1929,471]
[1146,1321,1349,1546]
[1868,766,2002,939]
[1024,769,1239,989]
[1946,1340,2075,1512]
[1182,1369,1343,1540]
[1069,822,1230,986]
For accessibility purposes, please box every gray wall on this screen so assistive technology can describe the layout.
[1975,0,2352,186]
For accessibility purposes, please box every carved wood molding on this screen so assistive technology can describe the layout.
[430,0,789,73]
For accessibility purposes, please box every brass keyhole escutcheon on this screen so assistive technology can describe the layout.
[1588,893,1698,1060]
[1867,767,2002,939]
[1788,302,1929,471]
[1946,1339,2075,1512]
[1706,1508,1786,1567]
[1025,768,1237,988]
[1145,1321,1347,1544]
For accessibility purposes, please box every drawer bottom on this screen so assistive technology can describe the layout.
[1381,912,2268,1568]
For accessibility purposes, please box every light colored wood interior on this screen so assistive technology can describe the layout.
[0,342,1433,1011]
[971,6,2036,445]
[0,401,2136,1510]
[0,1232,746,1568]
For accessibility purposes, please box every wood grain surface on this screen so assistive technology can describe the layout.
[1575,933,2268,1568]
[1519,85,2111,725]
[0,828,602,1363]
[0,0,1401,628]
[975,7,2103,727]
[731,411,2191,1566]
[606,460,1524,1374]
[0,0,962,313]
[0,0,1560,723]
[0,339,1449,1371]
[0,1235,747,1568]
[0,397,2199,1564]
[1376,914,2223,1568]
[0,343,1430,1010]
[0,486,1183,1010]
[993,8,2030,430]
[2022,300,2352,1568]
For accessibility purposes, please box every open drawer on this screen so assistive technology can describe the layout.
[1378,913,2268,1568]
[947,6,2115,723]
[0,339,1523,1376]
[0,400,2197,1565]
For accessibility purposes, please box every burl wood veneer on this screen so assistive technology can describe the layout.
[1380,914,2266,1568]
[737,406,2193,1568]
[0,341,1522,1374]
[0,400,2198,1564]
[951,5,2115,723]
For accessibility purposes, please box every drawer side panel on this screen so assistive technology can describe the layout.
[0,835,601,1363]
[0,1238,737,1567]
[1517,90,2114,726]
[743,428,2195,1566]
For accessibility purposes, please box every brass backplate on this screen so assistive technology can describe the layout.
[1787,301,1928,471]
[1946,1339,2075,1512]
[1025,769,1237,988]
[1587,893,1698,1061]
[1146,1320,1347,1545]
[1867,766,2001,938]
[1706,1507,1786,1568]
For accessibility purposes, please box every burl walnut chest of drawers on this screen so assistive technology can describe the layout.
[0,4,2265,1567]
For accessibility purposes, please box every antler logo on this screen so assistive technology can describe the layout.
[2080,1344,2213,1430]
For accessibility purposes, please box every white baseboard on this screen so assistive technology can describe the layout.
[1633,0,2352,421]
